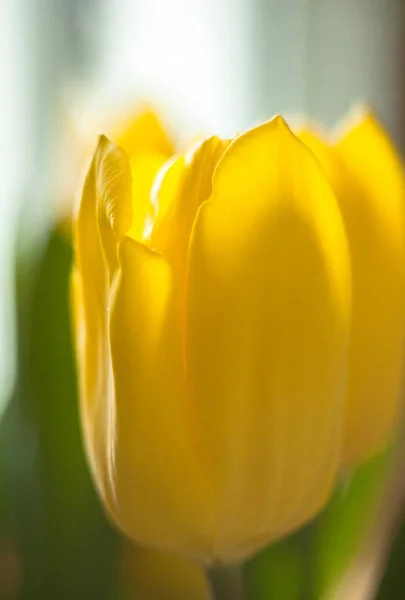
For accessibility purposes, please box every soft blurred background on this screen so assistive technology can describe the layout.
[2,1,405,598]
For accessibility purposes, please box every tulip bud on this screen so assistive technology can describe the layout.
[73,115,351,563]
[299,111,405,466]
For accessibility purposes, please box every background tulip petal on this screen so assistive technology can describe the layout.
[108,109,174,244]
[334,114,405,465]
[114,108,174,158]
[301,115,405,466]
[185,117,351,562]
[122,544,211,600]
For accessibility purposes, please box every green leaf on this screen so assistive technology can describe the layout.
[243,450,390,600]
[243,527,311,600]
[375,503,405,599]
[312,450,390,599]
[2,225,121,599]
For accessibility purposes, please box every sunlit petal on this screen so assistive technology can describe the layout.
[186,117,351,561]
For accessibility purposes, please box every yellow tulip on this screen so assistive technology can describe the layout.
[122,544,210,600]
[73,115,351,564]
[298,111,405,467]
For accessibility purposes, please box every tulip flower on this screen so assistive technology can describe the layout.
[122,544,210,600]
[72,115,351,569]
[298,111,405,466]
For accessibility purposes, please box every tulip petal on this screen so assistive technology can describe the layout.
[90,135,133,278]
[333,114,405,465]
[75,137,214,560]
[151,137,228,286]
[74,137,122,509]
[106,237,214,559]
[186,117,351,561]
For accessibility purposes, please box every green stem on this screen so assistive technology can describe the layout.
[207,564,245,600]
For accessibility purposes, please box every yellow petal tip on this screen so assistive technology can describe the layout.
[331,103,380,144]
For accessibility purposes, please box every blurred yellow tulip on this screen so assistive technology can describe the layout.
[72,115,351,563]
[298,111,405,467]
[122,544,210,600]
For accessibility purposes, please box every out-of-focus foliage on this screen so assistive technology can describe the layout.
[376,504,405,600]
[313,450,390,599]
[243,449,390,600]
[0,221,120,599]
[244,527,309,600]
